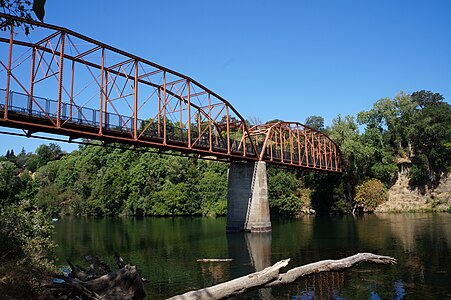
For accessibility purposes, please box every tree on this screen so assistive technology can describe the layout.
[411,90,444,109]
[357,92,417,156]
[32,143,63,170]
[0,0,47,34]
[409,98,451,184]
[0,161,20,206]
[268,168,310,216]
[354,178,388,213]
[305,115,324,131]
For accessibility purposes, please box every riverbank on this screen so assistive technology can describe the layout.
[376,173,451,213]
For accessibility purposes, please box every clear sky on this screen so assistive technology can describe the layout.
[1,0,451,155]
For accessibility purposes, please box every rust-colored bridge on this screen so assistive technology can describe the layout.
[0,14,341,172]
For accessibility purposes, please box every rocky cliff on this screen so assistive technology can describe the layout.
[376,173,451,212]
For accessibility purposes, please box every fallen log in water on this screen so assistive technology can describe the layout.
[45,255,147,300]
[196,258,233,262]
[168,252,397,300]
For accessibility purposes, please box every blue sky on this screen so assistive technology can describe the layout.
[1,0,451,155]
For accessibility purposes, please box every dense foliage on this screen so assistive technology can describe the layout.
[0,90,450,219]
[354,179,388,212]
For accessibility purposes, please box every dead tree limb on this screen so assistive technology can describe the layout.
[45,265,146,300]
[168,252,396,300]
[265,252,396,287]
[167,259,290,300]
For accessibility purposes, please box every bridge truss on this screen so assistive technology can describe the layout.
[0,14,341,172]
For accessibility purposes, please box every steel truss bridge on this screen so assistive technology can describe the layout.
[0,14,341,172]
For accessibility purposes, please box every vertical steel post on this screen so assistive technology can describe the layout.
[28,47,36,115]
[312,131,317,167]
[70,60,75,121]
[304,129,309,166]
[279,124,284,162]
[179,97,183,140]
[328,140,332,169]
[208,93,212,152]
[197,109,201,145]
[187,80,191,148]
[133,59,138,140]
[56,32,65,128]
[334,145,339,171]
[4,23,14,120]
[99,47,105,135]
[104,69,108,129]
[270,132,273,161]
[226,106,230,155]
[157,89,161,137]
[297,129,301,166]
[290,129,294,164]
[242,124,246,157]
[163,71,167,145]
[316,136,324,169]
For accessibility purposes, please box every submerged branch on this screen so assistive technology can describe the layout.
[168,252,396,300]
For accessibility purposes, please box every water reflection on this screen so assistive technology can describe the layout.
[244,232,272,272]
[245,232,272,300]
[290,272,345,300]
[53,214,451,299]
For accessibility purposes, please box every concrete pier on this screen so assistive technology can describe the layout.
[226,161,271,232]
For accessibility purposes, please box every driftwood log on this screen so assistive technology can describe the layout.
[168,252,397,300]
[45,255,146,300]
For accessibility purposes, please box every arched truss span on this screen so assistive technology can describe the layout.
[0,14,341,172]
[0,13,258,160]
[244,122,341,171]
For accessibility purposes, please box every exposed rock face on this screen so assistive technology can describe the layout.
[376,173,451,212]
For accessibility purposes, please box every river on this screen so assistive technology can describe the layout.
[53,213,451,299]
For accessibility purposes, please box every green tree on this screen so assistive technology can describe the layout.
[410,97,451,185]
[305,115,325,131]
[0,161,20,206]
[354,178,388,212]
[411,90,444,109]
[329,115,375,200]
[357,92,417,156]
[268,167,310,216]
[197,170,227,216]
[27,143,62,172]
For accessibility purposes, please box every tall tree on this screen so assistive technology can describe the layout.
[410,94,451,184]
[411,90,444,109]
[305,115,325,131]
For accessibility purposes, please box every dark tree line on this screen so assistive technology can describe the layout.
[1,90,450,217]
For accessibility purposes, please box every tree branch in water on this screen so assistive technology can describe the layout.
[168,252,397,300]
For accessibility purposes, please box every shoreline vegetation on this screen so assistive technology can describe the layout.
[1,90,449,218]
[1,90,450,298]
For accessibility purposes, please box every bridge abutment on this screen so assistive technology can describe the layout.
[226,161,271,233]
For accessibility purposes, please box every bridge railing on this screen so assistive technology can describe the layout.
[1,88,261,156]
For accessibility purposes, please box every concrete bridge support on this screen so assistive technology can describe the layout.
[226,161,271,232]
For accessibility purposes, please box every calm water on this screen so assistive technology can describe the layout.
[53,214,451,299]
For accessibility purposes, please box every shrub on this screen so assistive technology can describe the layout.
[0,205,56,271]
[354,178,388,212]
